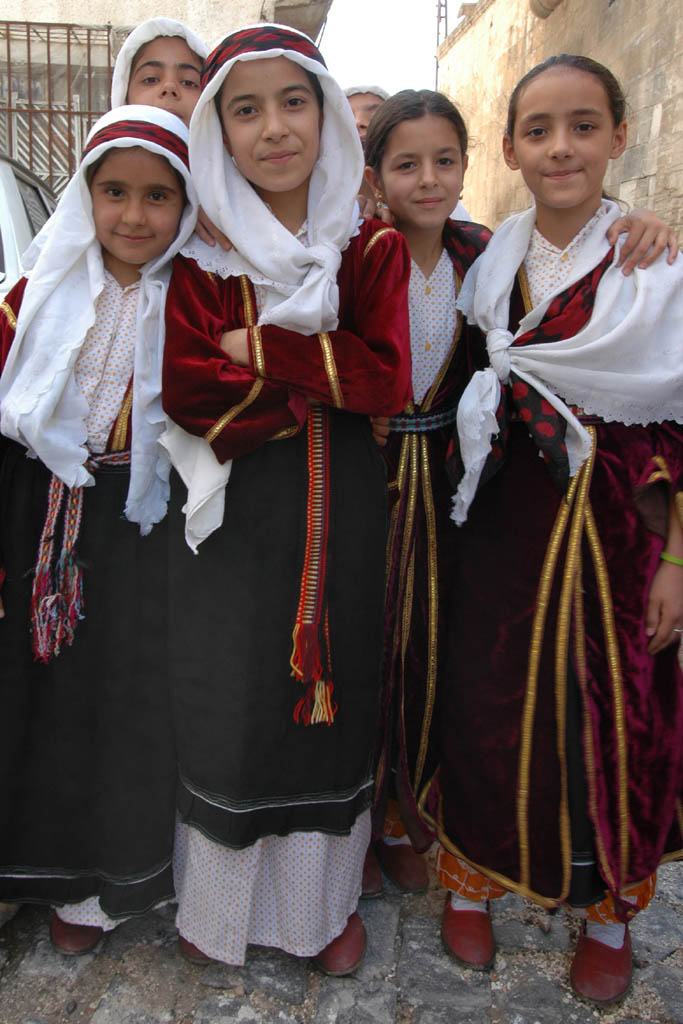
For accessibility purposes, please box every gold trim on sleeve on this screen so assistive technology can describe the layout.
[270,425,298,442]
[204,379,264,443]
[0,300,17,330]
[250,325,265,377]
[239,275,256,328]
[363,227,395,258]
[318,332,343,409]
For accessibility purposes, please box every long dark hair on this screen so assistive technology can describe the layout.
[506,54,626,138]
[365,89,468,172]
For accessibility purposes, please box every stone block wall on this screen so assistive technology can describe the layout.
[437,0,682,233]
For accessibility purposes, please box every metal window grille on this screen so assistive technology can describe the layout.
[1,21,129,194]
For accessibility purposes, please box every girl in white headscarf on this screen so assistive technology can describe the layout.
[0,105,197,952]
[162,23,412,973]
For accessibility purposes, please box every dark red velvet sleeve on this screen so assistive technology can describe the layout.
[163,256,306,463]
[248,222,412,416]
[0,277,27,371]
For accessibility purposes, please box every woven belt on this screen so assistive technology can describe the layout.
[389,405,458,433]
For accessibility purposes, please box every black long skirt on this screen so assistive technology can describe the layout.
[0,442,175,918]
[167,408,388,849]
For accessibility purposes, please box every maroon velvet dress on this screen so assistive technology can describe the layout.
[162,220,413,849]
[373,220,491,849]
[424,264,683,917]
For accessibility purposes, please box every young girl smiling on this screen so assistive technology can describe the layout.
[161,24,411,974]
[0,106,197,951]
[429,55,682,1004]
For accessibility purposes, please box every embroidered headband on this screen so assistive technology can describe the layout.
[202,23,326,89]
[83,118,190,170]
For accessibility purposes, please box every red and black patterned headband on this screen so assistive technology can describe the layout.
[83,120,190,170]
[202,25,326,90]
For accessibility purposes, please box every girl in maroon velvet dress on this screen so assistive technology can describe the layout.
[160,25,411,973]
[359,88,678,904]
[425,56,682,1004]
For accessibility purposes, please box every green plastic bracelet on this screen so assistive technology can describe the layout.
[661,551,683,567]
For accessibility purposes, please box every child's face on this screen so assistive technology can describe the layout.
[348,92,384,144]
[502,67,626,222]
[218,56,322,207]
[126,36,202,126]
[366,114,467,237]
[89,147,185,286]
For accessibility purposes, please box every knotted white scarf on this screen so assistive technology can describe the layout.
[452,201,683,523]
[0,105,199,534]
[162,24,364,551]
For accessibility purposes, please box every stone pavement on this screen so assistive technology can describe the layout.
[0,860,681,1024]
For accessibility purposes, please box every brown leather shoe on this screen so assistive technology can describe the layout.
[570,926,632,1005]
[314,911,366,976]
[361,843,383,898]
[179,934,216,965]
[441,898,495,969]
[375,840,428,893]
[50,910,103,955]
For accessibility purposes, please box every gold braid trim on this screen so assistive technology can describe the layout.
[250,325,265,377]
[318,332,343,408]
[204,379,264,443]
[110,384,133,452]
[419,787,563,908]
[413,434,439,791]
[269,425,298,442]
[0,300,17,330]
[422,274,463,410]
[584,496,630,883]
[363,227,395,258]
[239,275,256,327]
[516,471,579,888]
[553,445,594,901]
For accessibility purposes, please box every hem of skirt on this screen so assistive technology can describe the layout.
[177,786,373,851]
[0,865,175,920]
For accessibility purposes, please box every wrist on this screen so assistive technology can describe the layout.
[661,550,683,567]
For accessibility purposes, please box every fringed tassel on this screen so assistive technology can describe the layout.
[30,475,85,663]
[290,404,337,726]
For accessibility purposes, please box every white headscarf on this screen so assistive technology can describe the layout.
[110,18,208,108]
[181,22,364,334]
[0,105,199,534]
[163,24,364,551]
[452,201,683,524]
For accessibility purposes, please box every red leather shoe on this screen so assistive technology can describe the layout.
[179,934,216,965]
[570,926,632,1005]
[375,840,428,893]
[50,910,103,955]
[361,843,383,898]
[314,911,366,976]
[441,898,495,969]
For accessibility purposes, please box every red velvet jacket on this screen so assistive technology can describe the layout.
[162,220,412,463]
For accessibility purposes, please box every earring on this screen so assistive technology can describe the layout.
[375,190,388,211]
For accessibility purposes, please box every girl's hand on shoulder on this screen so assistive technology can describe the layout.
[195,207,233,250]
[358,194,376,220]
[370,415,390,447]
[608,209,679,276]
[220,328,249,366]
[645,561,683,655]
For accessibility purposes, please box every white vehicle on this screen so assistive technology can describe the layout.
[0,152,56,302]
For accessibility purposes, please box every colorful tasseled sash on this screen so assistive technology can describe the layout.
[289,402,337,726]
[31,451,131,662]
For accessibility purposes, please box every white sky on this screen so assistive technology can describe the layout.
[319,0,442,95]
